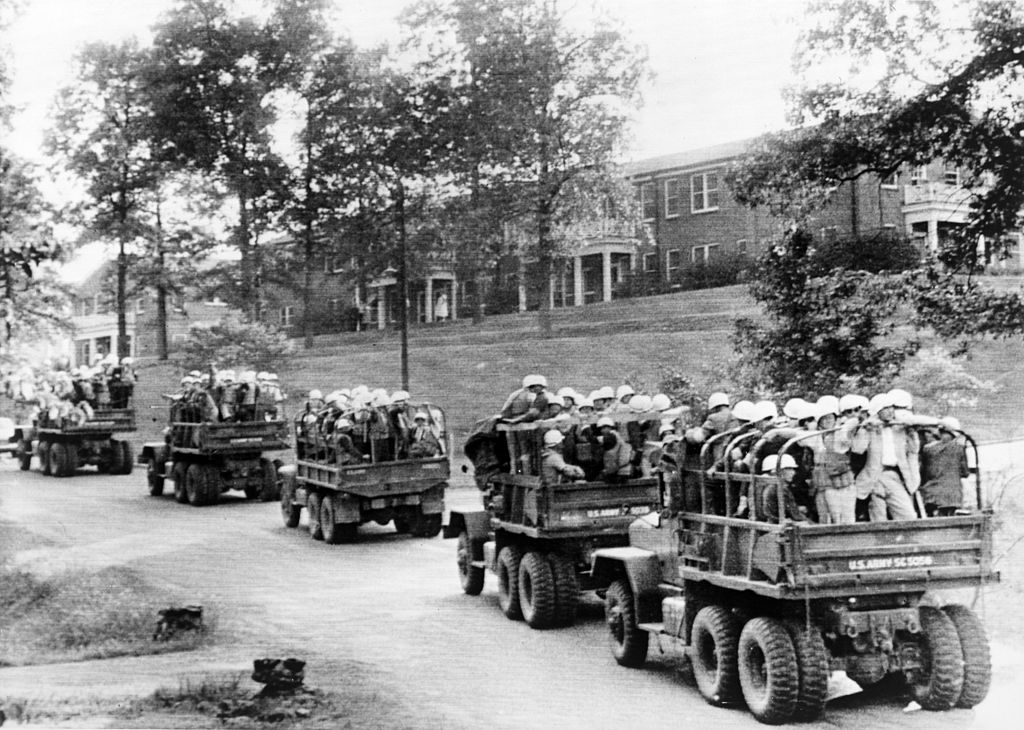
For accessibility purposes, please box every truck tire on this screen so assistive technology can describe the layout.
[942,604,990,708]
[18,440,32,471]
[548,552,579,627]
[203,464,222,504]
[109,440,126,474]
[412,511,442,538]
[49,442,68,477]
[393,508,412,534]
[783,619,829,721]
[690,605,742,706]
[738,616,799,724]
[38,441,51,475]
[605,579,649,667]
[496,545,524,620]
[147,458,165,496]
[64,443,79,476]
[907,606,965,711]
[307,492,324,540]
[185,464,205,506]
[258,458,279,502]
[518,551,557,630]
[119,441,134,475]
[280,479,301,528]
[320,496,352,544]
[457,532,485,595]
[172,462,189,503]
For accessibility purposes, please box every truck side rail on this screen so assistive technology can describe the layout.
[37,407,136,434]
[171,419,290,454]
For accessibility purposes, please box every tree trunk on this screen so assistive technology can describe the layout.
[237,185,258,321]
[155,198,168,361]
[303,223,314,349]
[396,180,410,390]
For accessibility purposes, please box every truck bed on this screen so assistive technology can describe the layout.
[38,408,136,435]
[171,420,290,455]
[295,455,449,497]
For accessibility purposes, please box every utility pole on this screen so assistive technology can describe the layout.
[396,179,410,390]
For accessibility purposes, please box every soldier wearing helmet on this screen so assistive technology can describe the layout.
[761,453,808,524]
[597,415,633,484]
[541,429,585,483]
[848,393,921,521]
[407,411,441,459]
[500,374,549,424]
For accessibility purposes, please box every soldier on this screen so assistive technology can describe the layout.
[598,415,633,484]
[849,393,921,521]
[761,453,808,523]
[541,429,585,483]
[408,411,441,458]
[501,374,549,423]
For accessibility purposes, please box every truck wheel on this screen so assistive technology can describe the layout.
[393,514,411,534]
[119,441,134,475]
[518,551,556,630]
[942,604,991,708]
[783,619,829,721]
[147,458,165,496]
[202,465,222,504]
[320,497,347,544]
[109,440,126,474]
[457,532,485,595]
[185,464,205,506]
[280,478,301,528]
[548,552,579,627]
[64,443,79,476]
[412,512,442,538]
[738,616,799,724]
[605,579,649,667]
[690,605,742,706]
[258,458,279,502]
[496,545,524,620]
[307,492,324,540]
[18,440,32,471]
[49,442,68,477]
[38,441,51,475]
[172,462,189,503]
[907,606,965,711]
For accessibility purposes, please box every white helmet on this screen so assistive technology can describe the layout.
[782,398,809,420]
[267,373,279,381]
[940,415,962,431]
[732,400,756,422]
[413,410,429,422]
[240,370,257,383]
[256,371,270,381]
[351,385,369,396]
[336,418,353,429]
[390,390,410,405]
[594,386,615,401]
[577,397,595,410]
[628,394,653,413]
[658,423,676,436]
[616,384,635,400]
[888,388,913,409]
[543,430,564,446]
[839,394,868,413]
[556,387,577,402]
[816,395,840,416]
[219,369,236,383]
[868,393,894,415]
[308,389,323,401]
[523,374,547,388]
[754,400,779,422]
[685,426,707,444]
[707,392,730,410]
[762,453,797,472]
[651,393,671,412]
[596,416,616,428]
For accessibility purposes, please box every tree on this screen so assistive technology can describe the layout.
[145,0,293,320]
[727,0,1024,388]
[403,0,648,334]
[178,314,293,372]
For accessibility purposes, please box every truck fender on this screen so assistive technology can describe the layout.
[139,442,168,470]
[591,547,662,623]
[13,425,35,443]
[444,510,490,541]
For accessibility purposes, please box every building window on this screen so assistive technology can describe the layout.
[135,297,145,314]
[944,165,960,186]
[639,182,656,220]
[643,252,657,271]
[690,171,719,213]
[881,171,898,188]
[280,306,294,327]
[171,333,188,344]
[666,249,682,275]
[821,226,838,243]
[328,298,342,315]
[692,244,720,264]
[664,178,681,218]
[93,294,102,314]
[909,165,928,185]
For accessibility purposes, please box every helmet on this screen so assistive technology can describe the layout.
[940,415,962,431]
[616,384,635,400]
[816,395,840,416]
[577,397,595,410]
[888,388,913,409]
[628,394,653,412]
[542,430,564,446]
[707,392,730,410]
[651,393,671,411]
[308,389,323,401]
[838,394,864,413]
[219,369,236,383]
[240,370,257,383]
[732,400,756,422]
[390,390,410,404]
[658,423,676,436]
[556,387,577,401]
[523,374,547,388]
[754,400,779,421]
[188,370,202,378]
[120,357,134,365]
[685,426,707,444]
[868,393,894,415]
[594,386,615,401]
[336,418,353,429]
[267,373,279,381]
[351,385,369,396]
[413,411,429,422]
[596,416,616,428]
[782,398,809,420]
[762,453,797,473]
[180,376,194,385]
[256,371,270,381]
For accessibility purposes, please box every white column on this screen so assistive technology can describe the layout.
[549,273,556,308]
[377,285,386,330]
[573,256,583,306]
[928,218,939,254]
[425,277,434,322]
[602,250,612,302]
[517,260,527,312]
[451,278,458,321]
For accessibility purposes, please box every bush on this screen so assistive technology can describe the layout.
[892,346,997,415]
[674,253,752,291]
[178,315,294,372]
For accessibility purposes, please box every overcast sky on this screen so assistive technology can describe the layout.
[4,0,806,164]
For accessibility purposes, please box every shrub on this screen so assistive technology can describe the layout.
[178,315,294,372]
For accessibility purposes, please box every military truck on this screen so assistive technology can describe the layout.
[140,409,290,506]
[279,403,450,543]
[589,426,997,724]
[445,412,663,630]
[14,407,136,477]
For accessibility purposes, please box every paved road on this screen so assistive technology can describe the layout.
[0,460,1018,729]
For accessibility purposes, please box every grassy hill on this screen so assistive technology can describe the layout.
[132,282,1024,446]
